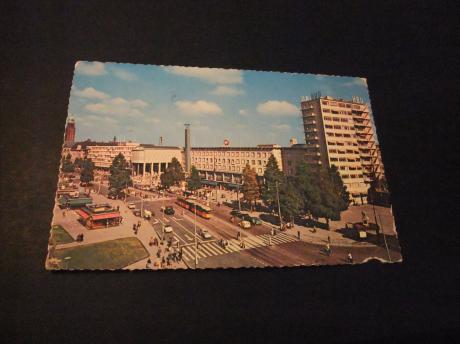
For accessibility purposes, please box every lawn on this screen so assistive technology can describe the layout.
[50,225,75,244]
[48,237,149,270]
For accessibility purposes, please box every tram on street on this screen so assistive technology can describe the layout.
[175,197,212,219]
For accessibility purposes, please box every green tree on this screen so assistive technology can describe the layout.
[328,165,350,211]
[73,158,84,169]
[314,167,349,227]
[80,158,95,184]
[278,177,303,222]
[160,157,185,189]
[61,153,74,173]
[261,155,285,211]
[242,164,260,210]
[294,162,322,218]
[187,166,201,191]
[108,153,131,192]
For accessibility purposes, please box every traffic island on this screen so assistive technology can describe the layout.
[46,237,149,270]
[49,225,75,245]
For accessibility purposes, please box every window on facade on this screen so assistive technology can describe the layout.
[346,104,351,108]
[231,159,234,164]
[330,158,338,162]
[323,108,330,113]
[331,110,338,114]
[322,101,328,105]
[258,168,262,173]
[325,125,333,129]
[330,101,338,106]
[257,152,261,158]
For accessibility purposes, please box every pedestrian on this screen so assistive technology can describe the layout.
[162,257,166,266]
[347,252,353,264]
[132,224,136,232]
[146,258,152,269]
[149,236,154,246]
[327,235,331,244]
[117,205,120,211]
[62,210,66,217]
[297,230,301,240]
[325,243,331,256]
[137,220,141,228]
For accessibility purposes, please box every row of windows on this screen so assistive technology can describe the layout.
[330,157,360,162]
[323,116,350,123]
[322,109,351,115]
[324,124,354,131]
[326,132,355,138]
[338,166,363,171]
[327,141,359,147]
[341,174,364,179]
[193,151,269,158]
[322,101,361,110]
[195,164,263,174]
[329,149,360,155]
[192,158,267,166]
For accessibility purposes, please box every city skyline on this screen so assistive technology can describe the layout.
[69,62,374,147]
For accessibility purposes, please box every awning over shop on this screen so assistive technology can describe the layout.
[76,209,90,220]
[91,212,122,221]
[201,180,218,186]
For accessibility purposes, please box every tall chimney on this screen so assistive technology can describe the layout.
[184,124,191,174]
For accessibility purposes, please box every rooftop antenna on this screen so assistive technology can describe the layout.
[159,136,163,146]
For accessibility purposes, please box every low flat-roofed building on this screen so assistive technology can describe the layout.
[131,145,183,186]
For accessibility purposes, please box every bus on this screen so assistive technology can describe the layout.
[176,197,212,219]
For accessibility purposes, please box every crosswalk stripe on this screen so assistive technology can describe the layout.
[244,237,263,248]
[199,245,214,256]
[206,243,225,255]
[182,249,193,261]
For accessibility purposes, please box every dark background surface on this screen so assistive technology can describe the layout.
[1,1,458,343]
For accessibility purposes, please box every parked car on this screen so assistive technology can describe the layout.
[164,206,175,215]
[132,209,141,217]
[201,230,212,239]
[239,220,251,229]
[248,216,262,225]
[127,202,136,209]
[230,209,241,217]
[163,225,173,233]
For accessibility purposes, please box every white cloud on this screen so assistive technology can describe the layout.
[112,68,138,81]
[72,86,109,100]
[175,100,223,116]
[211,85,244,96]
[239,109,248,116]
[164,66,243,84]
[257,100,299,116]
[75,61,107,76]
[272,124,291,131]
[341,77,368,87]
[85,96,149,117]
[144,117,160,124]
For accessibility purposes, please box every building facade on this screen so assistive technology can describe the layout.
[131,145,183,186]
[300,95,385,204]
[64,118,76,146]
[85,141,140,169]
[190,145,283,184]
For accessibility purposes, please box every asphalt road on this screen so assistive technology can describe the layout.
[91,182,402,268]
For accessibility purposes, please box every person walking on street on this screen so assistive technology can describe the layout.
[325,243,331,256]
[297,230,301,240]
[347,252,353,264]
[327,235,331,244]
[146,258,151,269]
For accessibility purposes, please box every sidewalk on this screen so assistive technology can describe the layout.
[51,191,186,270]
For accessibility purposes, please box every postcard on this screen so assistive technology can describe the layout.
[46,61,402,270]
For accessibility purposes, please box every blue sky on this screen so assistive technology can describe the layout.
[68,61,374,147]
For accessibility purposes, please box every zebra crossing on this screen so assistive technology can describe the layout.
[180,232,298,262]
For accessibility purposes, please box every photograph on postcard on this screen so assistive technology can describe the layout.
[46,62,402,270]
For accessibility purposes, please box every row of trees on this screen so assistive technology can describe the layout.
[241,155,350,225]
[60,154,95,184]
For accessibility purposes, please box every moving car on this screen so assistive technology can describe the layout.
[239,220,251,229]
[164,206,175,215]
[248,216,262,225]
[127,202,136,209]
[132,209,141,217]
[163,225,173,233]
[143,210,153,219]
[201,230,212,239]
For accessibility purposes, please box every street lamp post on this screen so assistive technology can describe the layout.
[236,184,241,212]
[194,203,198,268]
[275,181,283,233]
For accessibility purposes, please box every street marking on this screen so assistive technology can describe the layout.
[172,216,183,221]
[185,234,193,241]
